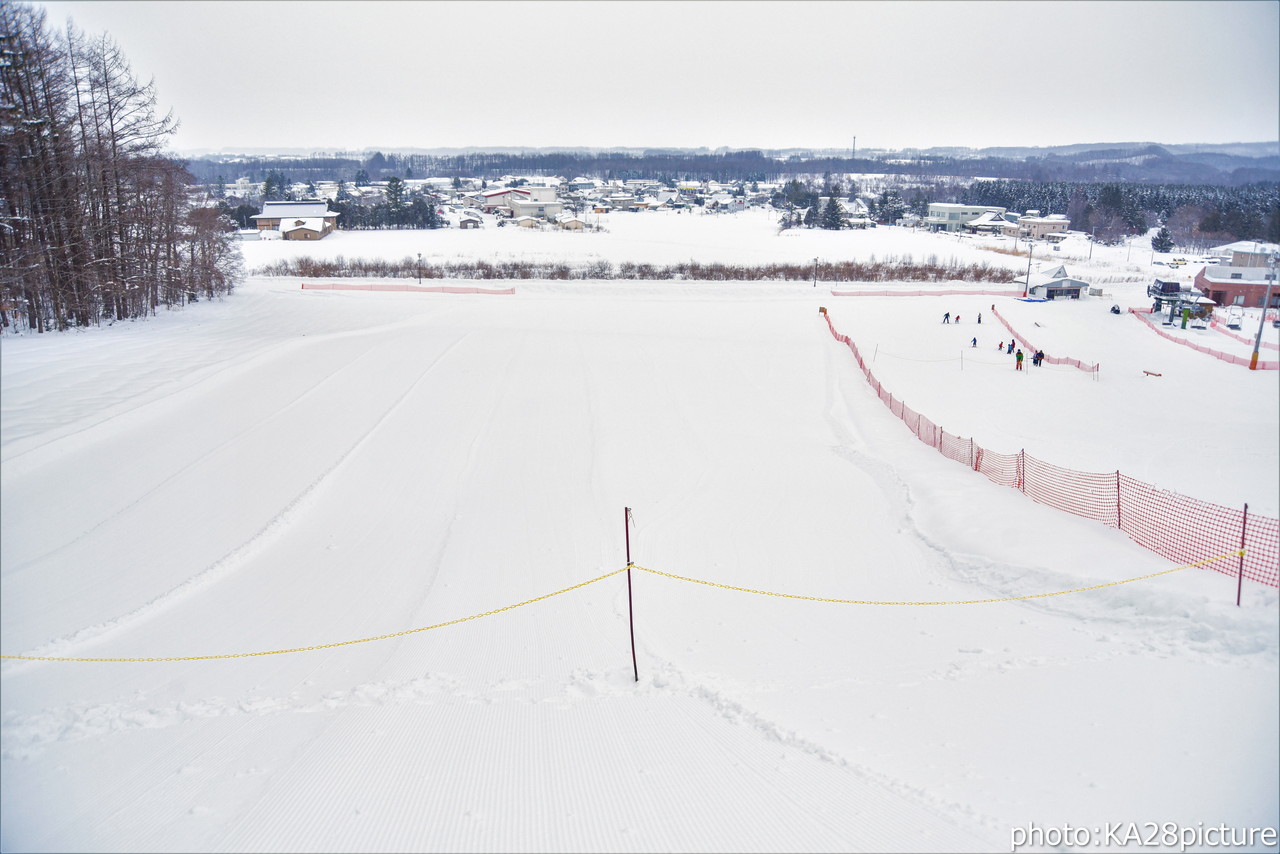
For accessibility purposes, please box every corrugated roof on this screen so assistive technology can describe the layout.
[255,201,336,219]
[280,218,326,233]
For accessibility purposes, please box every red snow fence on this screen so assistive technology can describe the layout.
[1128,308,1279,370]
[823,312,1280,588]
[301,283,515,295]
[989,306,1100,374]
[1209,310,1280,351]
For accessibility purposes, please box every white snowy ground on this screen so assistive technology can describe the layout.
[2,216,1277,853]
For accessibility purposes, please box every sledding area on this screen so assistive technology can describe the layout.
[2,274,1277,853]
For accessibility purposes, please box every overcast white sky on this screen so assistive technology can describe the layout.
[32,0,1280,154]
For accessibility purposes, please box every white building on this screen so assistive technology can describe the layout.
[1019,262,1091,300]
[925,203,1007,232]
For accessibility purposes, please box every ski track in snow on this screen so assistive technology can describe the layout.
[4,323,429,578]
[2,663,1000,847]
[1,326,472,669]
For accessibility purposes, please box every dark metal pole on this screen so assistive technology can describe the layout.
[1237,503,1248,607]
[625,507,638,682]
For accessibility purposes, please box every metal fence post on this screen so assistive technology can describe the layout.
[1237,503,1249,607]
[1115,470,1122,530]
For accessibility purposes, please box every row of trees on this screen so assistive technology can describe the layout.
[324,177,445,230]
[961,179,1280,246]
[183,144,1280,189]
[1,2,242,332]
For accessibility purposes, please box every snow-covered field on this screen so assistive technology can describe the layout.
[2,218,1277,853]
[243,206,1169,279]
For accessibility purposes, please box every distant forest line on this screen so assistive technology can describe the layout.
[183,146,1280,187]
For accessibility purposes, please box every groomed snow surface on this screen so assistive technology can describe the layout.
[2,215,1278,853]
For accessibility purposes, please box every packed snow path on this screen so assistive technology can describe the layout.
[2,278,1276,853]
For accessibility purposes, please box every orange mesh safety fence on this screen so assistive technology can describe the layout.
[938,432,975,468]
[1129,309,1280,370]
[1022,455,1121,528]
[975,446,1022,490]
[1118,476,1279,587]
[1209,313,1280,351]
[823,312,1279,587]
[990,306,1100,373]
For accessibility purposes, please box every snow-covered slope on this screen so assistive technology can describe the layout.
[2,221,1277,853]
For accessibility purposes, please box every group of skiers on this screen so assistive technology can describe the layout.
[1000,342,1046,370]
[943,308,1044,370]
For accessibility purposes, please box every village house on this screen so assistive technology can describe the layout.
[229,177,257,197]
[1019,262,1091,300]
[477,188,520,214]
[507,186,563,219]
[924,203,1007,232]
[250,200,340,240]
[604,192,636,211]
[960,210,1008,235]
[1001,211,1071,241]
[475,185,563,219]
[1190,241,1279,308]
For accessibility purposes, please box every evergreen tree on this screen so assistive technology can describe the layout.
[261,169,290,201]
[1151,226,1174,253]
[819,195,847,230]
[384,176,406,226]
[875,188,907,224]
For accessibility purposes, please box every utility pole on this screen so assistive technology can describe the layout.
[1023,241,1035,298]
[1250,251,1279,370]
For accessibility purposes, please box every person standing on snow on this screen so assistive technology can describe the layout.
[971,337,977,348]
[942,312,950,323]
[977,312,982,324]
[1015,349,1025,370]
[1007,341,1015,354]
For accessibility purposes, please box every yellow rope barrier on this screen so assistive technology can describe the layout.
[0,567,628,663]
[632,550,1244,606]
[0,550,1246,662]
